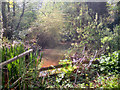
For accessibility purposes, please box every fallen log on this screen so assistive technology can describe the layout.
[38,60,99,72]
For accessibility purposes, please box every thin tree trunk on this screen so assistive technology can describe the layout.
[13,2,15,16]
[2,2,7,31]
[14,1,25,39]
[7,2,11,28]
[11,2,16,41]
[15,1,25,31]
[2,2,12,39]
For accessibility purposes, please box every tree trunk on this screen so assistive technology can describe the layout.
[2,2,12,40]
[2,2,7,35]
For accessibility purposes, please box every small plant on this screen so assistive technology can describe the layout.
[92,74,120,88]
[59,59,77,74]
[98,50,120,74]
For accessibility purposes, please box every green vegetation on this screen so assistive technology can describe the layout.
[98,50,120,74]
[0,1,120,89]
[1,43,42,89]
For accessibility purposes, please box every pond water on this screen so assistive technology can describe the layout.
[40,49,66,67]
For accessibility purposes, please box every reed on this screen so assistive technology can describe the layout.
[1,44,42,89]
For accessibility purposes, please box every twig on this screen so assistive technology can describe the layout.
[87,50,97,68]
[82,46,86,55]
[74,69,78,83]
[10,70,30,88]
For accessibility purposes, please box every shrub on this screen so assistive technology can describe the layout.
[98,50,120,74]
[93,74,120,88]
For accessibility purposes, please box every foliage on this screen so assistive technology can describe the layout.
[2,43,24,88]
[25,2,65,48]
[98,50,120,74]
[109,25,120,51]
[93,74,120,88]
[1,1,120,89]
[58,59,77,75]
[39,49,120,88]
[39,51,99,88]
[60,2,120,54]
[1,43,42,89]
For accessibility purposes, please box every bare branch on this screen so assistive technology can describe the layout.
[87,50,97,68]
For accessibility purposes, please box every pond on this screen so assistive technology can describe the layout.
[41,49,66,67]
[40,41,71,67]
